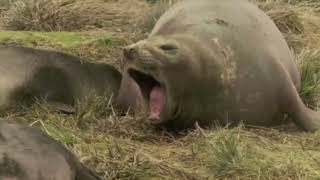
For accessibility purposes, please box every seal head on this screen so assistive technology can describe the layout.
[123,35,224,129]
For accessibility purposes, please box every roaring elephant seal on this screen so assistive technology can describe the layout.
[0,119,101,180]
[0,46,125,112]
[120,0,320,131]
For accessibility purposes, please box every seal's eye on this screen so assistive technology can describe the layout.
[159,44,178,56]
[159,44,178,51]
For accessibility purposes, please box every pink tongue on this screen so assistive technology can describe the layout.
[149,86,165,120]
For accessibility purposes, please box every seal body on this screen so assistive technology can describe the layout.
[121,0,320,131]
[0,46,122,111]
[0,119,101,180]
[116,73,144,112]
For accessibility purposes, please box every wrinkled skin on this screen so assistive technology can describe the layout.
[0,46,123,112]
[0,119,101,180]
[120,0,320,131]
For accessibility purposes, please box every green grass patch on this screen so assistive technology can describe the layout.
[298,49,320,107]
[0,31,128,65]
[0,31,127,48]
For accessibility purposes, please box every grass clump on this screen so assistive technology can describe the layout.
[252,0,320,52]
[297,49,320,107]
[208,133,244,177]
[202,127,320,179]
[1,0,79,31]
[252,0,304,34]
[95,140,157,180]
[137,0,178,38]
[74,94,117,129]
[1,0,154,32]
[0,0,16,13]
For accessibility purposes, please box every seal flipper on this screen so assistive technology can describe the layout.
[75,164,102,180]
[282,73,320,131]
[286,87,320,131]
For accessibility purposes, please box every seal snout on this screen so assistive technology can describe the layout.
[123,40,148,60]
[123,46,137,60]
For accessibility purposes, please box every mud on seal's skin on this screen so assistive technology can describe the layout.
[120,0,320,131]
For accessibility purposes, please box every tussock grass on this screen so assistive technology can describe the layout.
[252,0,320,51]
[253,0,305,34]
[139,0,177,33]
[297,49,320,107]
[0,0,153,32]
[208,133,244,177]
[2,0,80,31]
[0,0,320,179]
[0,0,17,12]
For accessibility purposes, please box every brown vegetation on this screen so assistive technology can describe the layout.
[0,0,320,179]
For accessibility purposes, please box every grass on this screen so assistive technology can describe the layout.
[0,0,154,34]
[203,127,320,179]
[0,0,117,31]
[0,31,129,66]
[297,49,320,108]
[0,0,320,179]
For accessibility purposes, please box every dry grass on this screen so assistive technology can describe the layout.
[0,0,320,179]
[252,0,320,50]
[2,0,82,31]
[253,0,304,34]
[137,0,178,36]
[0,0,153,32]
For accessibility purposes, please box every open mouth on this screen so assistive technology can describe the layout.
[128,68,166,123]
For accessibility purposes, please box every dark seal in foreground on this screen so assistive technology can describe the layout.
[0,119,101,180]
[121,0,320,131]
[0,46,123,112]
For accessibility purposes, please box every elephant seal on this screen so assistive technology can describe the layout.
[0,119,101,180]
[0,46,123,112]
[120,0,320,131]
[116,73,144,112]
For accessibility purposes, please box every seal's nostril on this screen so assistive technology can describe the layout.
[123,47,136,59]
[129,48,136,55]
